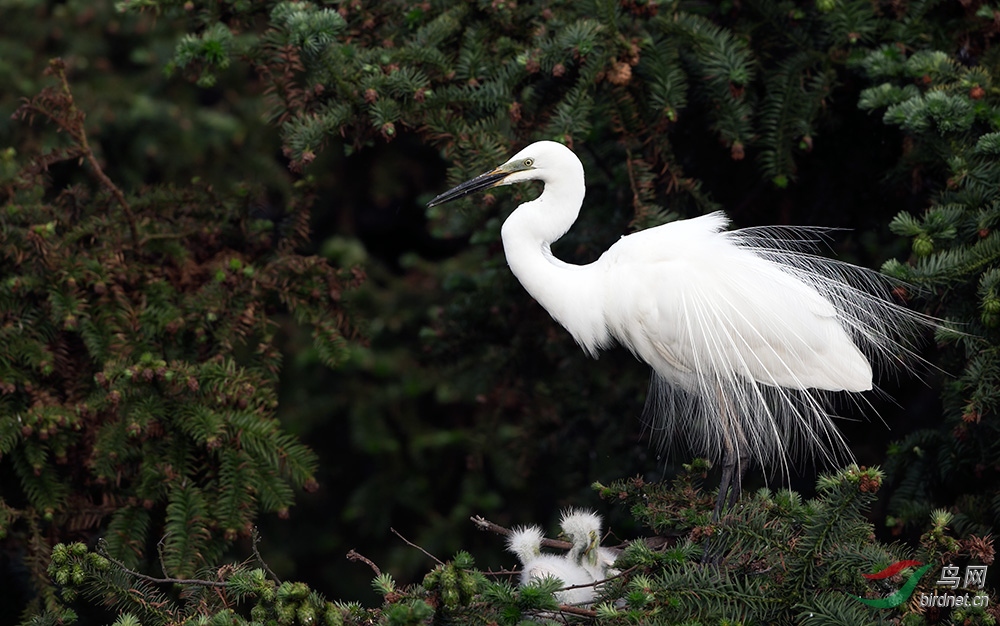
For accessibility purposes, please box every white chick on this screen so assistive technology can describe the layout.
[559,509,620,582]
[506,524,596,605]
[521,554,596,605]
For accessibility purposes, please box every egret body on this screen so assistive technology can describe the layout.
[429,141,927,514]
[505,511,617,606]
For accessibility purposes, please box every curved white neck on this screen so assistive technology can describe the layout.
[499,176,610,356]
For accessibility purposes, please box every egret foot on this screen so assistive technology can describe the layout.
[703,449,747,564]
[712,450,747,520]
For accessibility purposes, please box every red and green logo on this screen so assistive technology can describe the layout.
[855,560,931,609]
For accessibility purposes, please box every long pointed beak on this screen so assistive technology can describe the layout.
[427,169,510,207]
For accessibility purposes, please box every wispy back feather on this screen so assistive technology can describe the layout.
[641,214,938,478]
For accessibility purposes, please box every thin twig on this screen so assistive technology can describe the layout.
[470,515,506,534]
[560,564,638,591]
[156,534,171,579]
[346,549,381,576]
[390,527,444,565]
[556,605,598,618]
[623,145,643,215]
[45,60,140,249]
[96,539,227,588]
[252,527,281,583]
[141,231,200,241]
[479,567,521,578]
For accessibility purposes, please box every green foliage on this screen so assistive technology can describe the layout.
[1,60,359,612]
[4,0,1000,624]
[170,22,238,87]
[139,0,890,207]
[31,468,997,626]
[756,52,833,186]
[856,41,1000,537]
[596,466,996,625]
[42,540,361,626]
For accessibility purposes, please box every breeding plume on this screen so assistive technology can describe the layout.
[428,141,928,514]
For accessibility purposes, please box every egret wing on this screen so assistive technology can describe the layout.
[601,214,873,394]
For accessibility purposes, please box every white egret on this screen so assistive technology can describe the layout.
[428,141,930,516]
[506,525,597,605]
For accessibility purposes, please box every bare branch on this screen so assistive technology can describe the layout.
[556,604,598,618]
[346,549,381,576]
[96,539,227,588]
[479,567,521,578]
[470,515,572,550]
[18,59,141,249]
[156,534,171,579]
[252,527,282,583]
[390,527,443,565]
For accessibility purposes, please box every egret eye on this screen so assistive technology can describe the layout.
[523,158,534,167]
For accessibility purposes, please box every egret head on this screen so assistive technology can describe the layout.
[559,508,602,565]
[560,509,602,543]
[427,141,577,207]
[505,525,544,566]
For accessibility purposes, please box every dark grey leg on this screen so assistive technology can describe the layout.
[712,422,747,519]
[726,456,746,510]
[713,437,736,520]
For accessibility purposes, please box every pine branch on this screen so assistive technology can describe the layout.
[14,59,139,250]
[96,540,227,589]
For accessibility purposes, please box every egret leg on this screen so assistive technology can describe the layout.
[701,438,750,565]
[727,456,747,510]
[717,450,748,516]
[705,444,747,564]
[712,390,748,520]
[713,449,734,520]
[712,441,741,520]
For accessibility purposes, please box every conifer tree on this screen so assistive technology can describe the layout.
[857,41,1000,538]
[1,59,359,616]
[4,0,1000,624]
[29,467,1000,626]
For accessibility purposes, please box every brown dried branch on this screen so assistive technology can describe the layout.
[346,549,381,576]
[15,59,140,249]
[623,145,644,218]
[96,539,227,588]
[390,527,443,565]
[252,527,282,583]
[478,566,521,578]
[470,515,572,551]
[555,604,598,618]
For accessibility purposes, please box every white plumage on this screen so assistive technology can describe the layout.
[429,141,930,512]
[520,555,596,606]
[505,524,597,605]
[559,509,619,582]
[506,525,545,565]
[505,511,618,606]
